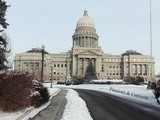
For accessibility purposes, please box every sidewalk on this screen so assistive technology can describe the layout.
[30,90,67,120]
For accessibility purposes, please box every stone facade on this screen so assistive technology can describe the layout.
[14,10,155,82]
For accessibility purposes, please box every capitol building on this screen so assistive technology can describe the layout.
[14,10,155,82]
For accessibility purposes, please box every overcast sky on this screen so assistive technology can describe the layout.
[5,0,160,73]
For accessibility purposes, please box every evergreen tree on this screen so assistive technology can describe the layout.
[84,59,97,81]
[0,0,10,70]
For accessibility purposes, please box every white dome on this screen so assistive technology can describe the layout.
[76,10,95,28]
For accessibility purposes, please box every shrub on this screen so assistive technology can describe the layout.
[157,79,160,85]
[71,76,84,85]
[0,72,50,112]
[123,76,144,85]
[151,82,157,90]
[57,81,65,84]
[0,71,34,112]
[133,76,144,85]
[31,80,50,108]
[65,81,71,85]
[123,76,134,84]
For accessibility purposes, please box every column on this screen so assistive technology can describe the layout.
[136,64,138,75]
[83,58,87,75]
[90,37,92,46]
[140,64,142,75]
[79,37,81,46]
[86,37,88,47]
[84,37,86,46]
[88,37,90,47]
[76,55,79,77]
[81,36,84,46]
[82,58,84,75]
[144,64,147,75]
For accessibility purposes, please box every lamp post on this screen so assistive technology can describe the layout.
[65,53,68,83]
[50,66,53,88]
[40,45,45,83]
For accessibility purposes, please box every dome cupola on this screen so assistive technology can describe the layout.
[76,10,95,28]
[73,10,99,48]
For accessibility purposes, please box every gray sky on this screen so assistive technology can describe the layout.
[5,0,160,73]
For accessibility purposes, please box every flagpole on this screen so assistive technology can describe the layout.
[149,0,153,82]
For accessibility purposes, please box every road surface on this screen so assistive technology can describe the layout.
[75,89,160,120]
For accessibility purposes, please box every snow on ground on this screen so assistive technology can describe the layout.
[52,84,159,106]
[61,89,93,120]
[0,88,59,120]
[0,82,159,120]
[48,83,160,120]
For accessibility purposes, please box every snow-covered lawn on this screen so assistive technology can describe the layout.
[0,83,159,120]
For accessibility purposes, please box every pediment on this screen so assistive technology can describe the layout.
[78,50,99,55]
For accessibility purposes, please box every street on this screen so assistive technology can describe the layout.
[75,89,160,120]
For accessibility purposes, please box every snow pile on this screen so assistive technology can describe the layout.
[61,89,93,120]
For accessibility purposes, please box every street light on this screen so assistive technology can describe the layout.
[50,66,53,88]
[65,53,69,83]
[40,45,45,83]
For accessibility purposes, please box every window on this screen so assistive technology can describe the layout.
[102,65,104,72]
